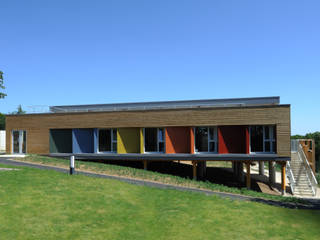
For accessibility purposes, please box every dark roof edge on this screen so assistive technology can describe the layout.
[50,96,280,109]
[49,96,281,113]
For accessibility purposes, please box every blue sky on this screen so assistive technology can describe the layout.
[0,0,319,135]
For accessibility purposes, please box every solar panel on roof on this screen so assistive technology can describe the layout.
[49,96,280,113]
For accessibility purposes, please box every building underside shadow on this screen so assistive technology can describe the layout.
[79,159,266,192]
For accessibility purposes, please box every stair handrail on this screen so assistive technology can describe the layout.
[298,143,318,196]
[291,139,299,152]
[286,161,296,194]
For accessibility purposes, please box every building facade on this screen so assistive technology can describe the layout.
[6,97,290,157]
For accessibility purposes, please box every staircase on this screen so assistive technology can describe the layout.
[290,152,314,196]
[287,140,318,197]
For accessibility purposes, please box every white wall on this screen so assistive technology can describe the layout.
[0,130,5,152]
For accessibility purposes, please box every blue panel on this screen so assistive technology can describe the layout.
[72,129,94,153]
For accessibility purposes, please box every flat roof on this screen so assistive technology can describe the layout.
[50,96,280,113]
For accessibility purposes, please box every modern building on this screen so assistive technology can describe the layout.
[6,96,291,193]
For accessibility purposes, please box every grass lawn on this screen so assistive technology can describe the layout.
[206,161,232,168]
[14,155,304,203]
[0,164,319,240]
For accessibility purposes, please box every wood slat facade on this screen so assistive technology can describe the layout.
[6,105,291,156]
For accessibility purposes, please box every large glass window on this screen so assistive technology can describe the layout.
[250,126,263,152]
[144,128,165,153]
[13,131,20,153]
[98,129,117,152]
[12,130,26,154]
[195,127,217,153]
[250,125,276,153]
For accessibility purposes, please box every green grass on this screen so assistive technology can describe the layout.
[13,154,305,204]
[0,164,319,240]
[206,161,232,168]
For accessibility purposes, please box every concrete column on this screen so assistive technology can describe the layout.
[259,161,264,176]
[70,155,75,175]
[235,162,244,183]
[232,161,236,174]
[197,161,207,180]
[268,161,275,186]
[143,160,147,170]
[246,162,251,189]
[192,161,197,180]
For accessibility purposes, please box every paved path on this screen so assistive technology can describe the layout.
[0,158,320,210]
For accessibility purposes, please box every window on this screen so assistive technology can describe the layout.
[144,128,165,153]
[98,129,117,152]
[250,125,276,153]
[12,130,26,154]
[195,127,217,153]
[263,126,276,153]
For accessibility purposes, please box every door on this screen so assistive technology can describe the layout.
[12,130,26,154]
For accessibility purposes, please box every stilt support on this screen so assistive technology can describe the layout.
[268,161,275,186]
[238,162,244,183]
[192,161,197,180]
[259,161,264,176]
[281,162,286,195]
[143,160,147,170]
[232,161,236,173]
[246,161,251,189]
[197,161,207,180]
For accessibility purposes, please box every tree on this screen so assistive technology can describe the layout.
[0,71,6,99]
[11,105,26,115]
[0,113,5,130]
[16,105,26,114]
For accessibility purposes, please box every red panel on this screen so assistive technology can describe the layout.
[246,126,250,154]
[165,127,191,154]
[218,126,247,154]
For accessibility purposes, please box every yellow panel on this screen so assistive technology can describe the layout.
[117,128,140,153]
[140,128,144,153]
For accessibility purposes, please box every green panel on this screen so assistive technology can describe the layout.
[49,129,72,153]
[117,128,140,153]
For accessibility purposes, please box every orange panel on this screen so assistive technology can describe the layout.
[190,127,195,154]
[165,127,192,153]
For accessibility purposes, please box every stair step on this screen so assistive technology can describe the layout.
[294,191,313,194]
[294,193,314,197]
[294,189,313,192]
[294,186,312,191]
[294,193,314,196]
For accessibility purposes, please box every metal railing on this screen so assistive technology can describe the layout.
[286,161,296,194]
[291,139,299,152]
[298,144,318,196]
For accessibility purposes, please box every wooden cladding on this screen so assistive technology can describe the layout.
[6,105,290,156]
